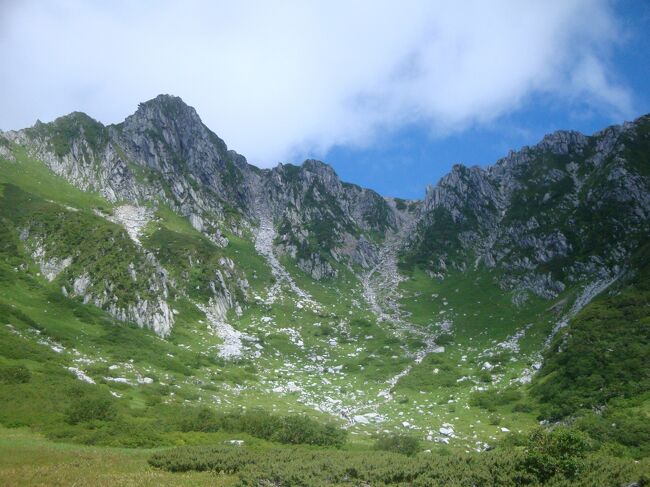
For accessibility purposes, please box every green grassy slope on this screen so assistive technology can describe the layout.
[1,135,649,484]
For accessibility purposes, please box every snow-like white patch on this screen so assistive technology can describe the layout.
[73,274,91,295]
[252,202,315,306]
[31,330,66,353]
[198,299,257,359]
[67,367,95,384]
[104,377,132,385]
[29,243,72,282]
[545,274,620,346]
[495,323,532,354]
[224,440,244,446]
[104,205,153,246]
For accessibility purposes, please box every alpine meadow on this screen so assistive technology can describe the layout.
[1,2,650,486]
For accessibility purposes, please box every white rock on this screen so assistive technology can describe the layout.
[225,440,244,446]
[67,367,95,384]
[439,426,454,437]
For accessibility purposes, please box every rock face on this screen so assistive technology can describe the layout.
[1,95,409,336]
[6,96,407,283]
[405,115,650,302]
[262,160,399,278]
[3,94,649,334]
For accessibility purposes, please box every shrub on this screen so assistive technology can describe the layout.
[532,251,650,420]
[149,441,649,486]
[180,407,220,432]
[65,395,117,424]
[470,387,522,411]
[521,427,590,482]
[512,402,534,413]
[180,408,347,447]
[374,433,420,456]
[149,445,255,473]
[576,409,650,458]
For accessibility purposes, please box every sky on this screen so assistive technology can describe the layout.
[1,0,649,199]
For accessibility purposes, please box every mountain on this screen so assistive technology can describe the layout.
[3,95,412,337]
[405,118,650,300]
[0,95,648,484]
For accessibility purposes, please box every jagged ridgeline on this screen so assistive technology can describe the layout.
[1,95,406,337]
[0,95,648,478]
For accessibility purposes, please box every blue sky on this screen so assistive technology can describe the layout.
[323,1,650,199]
[1,1,649,199]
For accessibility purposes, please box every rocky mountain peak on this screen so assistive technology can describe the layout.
[112,95,247,207]
[537,130,588,155]
[302,158,337,175]
[125,94,203,131]
[117,94,227,159]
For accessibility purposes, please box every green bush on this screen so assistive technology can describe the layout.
[149,440,650,486]
[521,427,590,482]
[180,408,347,447]
[65,395,117,425]
[532,245,650,420]
[149,445,255,473]
[374,433,420,456]
[512,402,534,413]
[575,408,650,458]
[470,387,522,411]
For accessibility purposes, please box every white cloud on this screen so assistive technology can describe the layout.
[0,0,633,166]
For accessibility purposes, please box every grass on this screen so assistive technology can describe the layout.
[0,427,233,487]
[2,425,647,487]
[1,132,649,484]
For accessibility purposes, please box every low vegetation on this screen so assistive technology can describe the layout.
[148,429,649,486]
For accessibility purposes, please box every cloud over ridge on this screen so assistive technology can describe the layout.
[0,0,632,166]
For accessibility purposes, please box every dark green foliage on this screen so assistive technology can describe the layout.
[65,395,117,424]
[373,433,420,456]
[0,183,158,307]
[149,445,255,473]
[180,408,347,447]
[575,405,650,458]
[275,415,346,447]
[470,387,523,412]
[149,438,648,486]
[146,226,241,302]
[521,427,590,483]
[28,113,106,157]
[533,245,650,419]
[401,206,467,271]
[435,333,454,346]
[0,365,31,384]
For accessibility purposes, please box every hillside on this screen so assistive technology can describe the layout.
[0,96,648,485]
